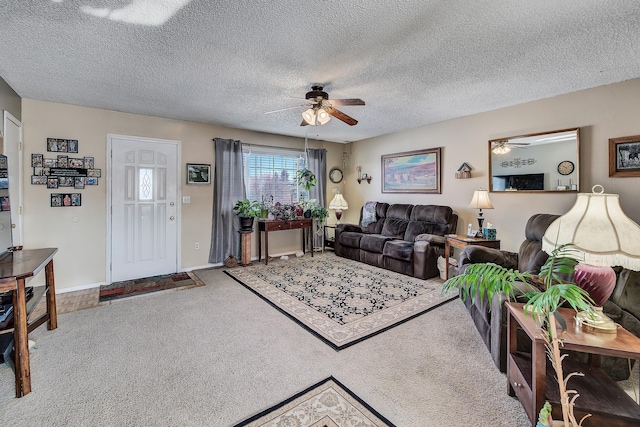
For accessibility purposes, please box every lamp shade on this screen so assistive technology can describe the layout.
[542,189,640,270]
[329,194,349,210]
[317,108,330,124]
[468,190,494,210]
[302,108,316,125]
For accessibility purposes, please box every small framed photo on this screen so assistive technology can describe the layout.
[68,140,79,153]
[0,197,10,212]
[51,194,62,207]
[87,169,101,177]
[69,158,84,168]
[47,177,59,189]
[57,155,69,168]
[47,138,61,152]
[74,177,85,189]
[71,193,81,206]
[187,163,211,185]
[32,175,47,185]
[84,177,98,185]
[0,156,6,170]
[44,158,57,168]
[58,140,68,152]
[32,154,44,168]
[609,135,640,177]
[84,157,94,169]
[59,177,75,187]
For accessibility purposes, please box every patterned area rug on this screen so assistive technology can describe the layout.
[225,252,456,349]
[234,377,396,426]
[99,272,203,302]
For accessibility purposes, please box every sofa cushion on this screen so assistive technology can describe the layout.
[359,202,389,234]
[381,218,409,238]
[404,220,430,242]
[339,232,363,249]
[383,240,414,262]
[360,234,395,253]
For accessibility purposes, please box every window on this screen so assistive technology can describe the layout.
[242,146,306,205]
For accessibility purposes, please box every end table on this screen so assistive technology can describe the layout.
[239,229,253,266]
[444,234,500,280]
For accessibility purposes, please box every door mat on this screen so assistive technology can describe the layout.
[234,376,396,426]
[99,272,204,302]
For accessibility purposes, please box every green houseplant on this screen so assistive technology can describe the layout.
[233,199,260,230]
[297,168,317,192]
[443,244,594,426]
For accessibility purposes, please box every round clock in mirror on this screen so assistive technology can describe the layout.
[557,160,575,175]
[329,167,344,183]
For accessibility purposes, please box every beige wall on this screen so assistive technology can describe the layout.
[22,99,343,291]
[343,78,640,252]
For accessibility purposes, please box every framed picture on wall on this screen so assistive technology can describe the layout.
[610,135,640,177]
[381,147,442,193]
[187,163,211,185]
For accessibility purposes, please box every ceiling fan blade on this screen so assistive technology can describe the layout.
[327,107,358,126]
[329,98,365,106]
[300,119,309,127]
[264,105,309,115]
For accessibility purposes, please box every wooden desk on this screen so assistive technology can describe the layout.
[444,234,500,280]
[257,219,313,265]
[0,248,58,397]
[506,302,640,426]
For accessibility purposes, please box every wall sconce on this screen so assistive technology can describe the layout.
[356,166,372,184]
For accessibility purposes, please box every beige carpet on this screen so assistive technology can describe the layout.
[225,253,456,349]
[0,263,534,426]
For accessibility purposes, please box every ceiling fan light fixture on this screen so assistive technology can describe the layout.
[302,108,316,125]
[317,108,330,125]
[492,144,511,155]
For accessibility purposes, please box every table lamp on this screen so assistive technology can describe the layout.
[468,189,494,232]
[542,185,640,334]
[329,193,348,224]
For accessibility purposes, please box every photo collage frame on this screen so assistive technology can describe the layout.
[32,138,99,206]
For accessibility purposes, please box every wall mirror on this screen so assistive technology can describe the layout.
[489,128,580,193]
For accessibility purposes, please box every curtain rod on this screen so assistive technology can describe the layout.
[243,142,305,152]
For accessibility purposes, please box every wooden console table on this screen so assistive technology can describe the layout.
[506,302,640,426]
[444,234,500,280]
[0,248,58,397]
[257,219,313,265]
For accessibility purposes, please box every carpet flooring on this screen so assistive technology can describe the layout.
[99,272,203,302]
[235,377,395,427]
[225,253,456,350]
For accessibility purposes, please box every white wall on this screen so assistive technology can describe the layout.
[22,99,343,291]
[342,78,640,252]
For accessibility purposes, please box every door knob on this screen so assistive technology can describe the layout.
[170,216,175,221]
[170,202,175,206]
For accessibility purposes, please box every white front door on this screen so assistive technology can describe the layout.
[108,135,180,282]
[3,111,23,247]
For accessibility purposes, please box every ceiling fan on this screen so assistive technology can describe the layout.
[265,86,365,126]
[491,139,529,155]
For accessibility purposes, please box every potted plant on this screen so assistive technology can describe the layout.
[258,195,273,219]
[310,204,329,222]
[299,198,317,218]
[297,168,317,192]
[442,245,594,426]
[233,199,260,230]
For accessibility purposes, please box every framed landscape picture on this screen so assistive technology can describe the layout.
[609,135,640,177]
[187,163,211,185]
[381,147,441,193]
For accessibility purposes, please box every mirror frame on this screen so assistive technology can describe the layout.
[488,127,580,193]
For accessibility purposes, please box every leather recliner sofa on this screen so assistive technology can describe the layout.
[458,213,640,380]
[334,203,458,279]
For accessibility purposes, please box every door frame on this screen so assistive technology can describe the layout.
[3,111,23,247]
[106,133,182,285]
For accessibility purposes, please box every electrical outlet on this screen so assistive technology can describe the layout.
[194,242,200,250]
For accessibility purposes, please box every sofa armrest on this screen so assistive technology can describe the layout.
[415,233,446,246]
[458,246,518,273]
[336,223,362,233]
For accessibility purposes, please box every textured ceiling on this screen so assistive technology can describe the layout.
[1,1,640,143]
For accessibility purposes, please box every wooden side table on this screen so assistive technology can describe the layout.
[506,302,640,426]
[444,234,500,280]
[257,219,313,265]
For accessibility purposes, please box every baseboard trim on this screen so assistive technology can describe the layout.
[56,282,104,294]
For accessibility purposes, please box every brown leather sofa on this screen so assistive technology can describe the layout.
[334,203,458,279]
[458,213,640,380]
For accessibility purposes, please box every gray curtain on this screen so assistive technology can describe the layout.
[306,148,327,248]
[209,138,245,264]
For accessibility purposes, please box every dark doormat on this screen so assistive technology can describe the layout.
[99,272,204,302]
